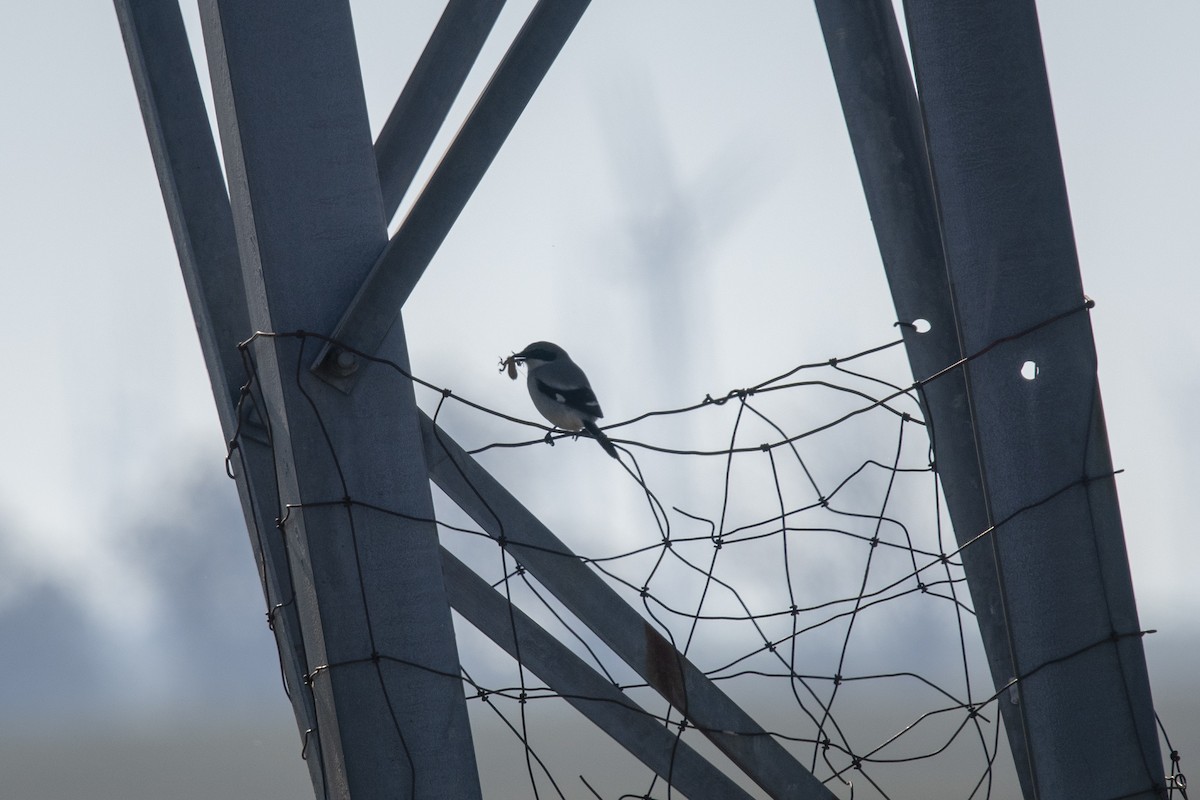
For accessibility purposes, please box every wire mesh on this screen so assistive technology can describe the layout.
[226,315,1184,800]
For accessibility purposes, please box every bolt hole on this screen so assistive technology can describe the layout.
[912,318,931,334]
[1020,360,1039,381]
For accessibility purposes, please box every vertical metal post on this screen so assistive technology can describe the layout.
[113,0,326,794]
[901,2,1165,797]
[197,2,481,798]
[813,1,1035,794]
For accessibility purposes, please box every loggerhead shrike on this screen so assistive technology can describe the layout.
[509,341,619,459]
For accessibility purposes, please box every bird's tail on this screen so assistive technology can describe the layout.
[582,419,619,459]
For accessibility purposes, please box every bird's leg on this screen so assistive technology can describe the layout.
[543,430,556,447]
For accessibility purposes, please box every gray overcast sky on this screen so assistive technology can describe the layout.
[1,2,1197,798]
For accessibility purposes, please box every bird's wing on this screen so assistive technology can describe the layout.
[533,377,604,419]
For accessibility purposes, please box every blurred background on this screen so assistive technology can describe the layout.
[1,1,1196,797]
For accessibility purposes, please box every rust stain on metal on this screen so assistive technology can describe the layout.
[644,621,688,713]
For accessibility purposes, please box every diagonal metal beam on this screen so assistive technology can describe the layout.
[375,0,508,219]
[813,1,1035,795]
[113,1,326,794]
[312,0,591,388]
[440,547,756,800]
[115,0,250,424]
[421,416,837,800]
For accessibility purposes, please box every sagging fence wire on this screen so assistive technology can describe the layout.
[223,310,1184,800]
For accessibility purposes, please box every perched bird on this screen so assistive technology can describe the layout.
[510,341,618,459]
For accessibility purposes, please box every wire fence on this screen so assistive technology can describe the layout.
[226,319,1186,800]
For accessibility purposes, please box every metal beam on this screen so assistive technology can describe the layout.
[440,547,756,800]
[421,416,837,800]
[375,0,508,220]
[902,2,1165,797]
[813,1,1035,794]
[197,2,481,797]
[114,0,249,428]
[312,0,591,387]
[113,1,325,794]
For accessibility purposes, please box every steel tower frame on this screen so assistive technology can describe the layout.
[117,1,1167,798]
